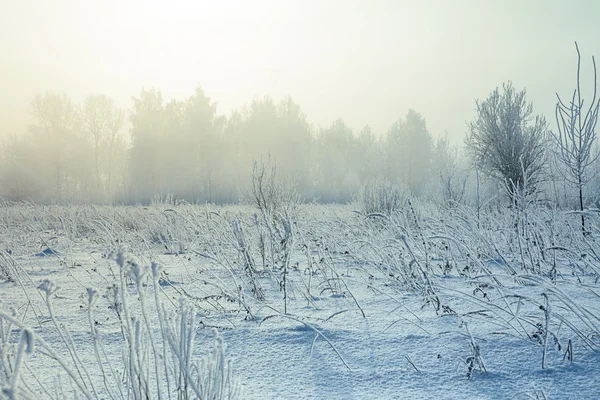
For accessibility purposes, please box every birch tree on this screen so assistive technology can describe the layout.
[82,94,124,197]
[553,42,600,234]
[466,82,548,204]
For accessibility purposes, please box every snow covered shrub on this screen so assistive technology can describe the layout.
[231,217,265,301]
[146,207,198,254]
[0,251,240,400]
[250,156,298,219]
[359,179,410,215]
[0,251,13,281]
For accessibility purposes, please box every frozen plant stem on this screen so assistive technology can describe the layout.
[542,293,551,369]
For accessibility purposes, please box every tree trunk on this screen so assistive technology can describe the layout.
[579,175,586,235]
[107,142,113,202]
[94,139,101,197]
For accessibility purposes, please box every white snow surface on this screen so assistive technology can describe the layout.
[1,203,600,399]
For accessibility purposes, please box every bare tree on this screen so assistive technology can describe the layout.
[82,95,125,197]
[29,92,78,199]
[251,155,297,218]
[386,109,433,195]
[466,82,548,204]
[553,42,600,234]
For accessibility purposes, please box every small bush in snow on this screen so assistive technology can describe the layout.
[359,179,410,216]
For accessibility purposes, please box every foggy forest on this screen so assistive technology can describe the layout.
[1,78,598,210]
[2,88,455,204]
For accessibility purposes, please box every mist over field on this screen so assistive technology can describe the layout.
[4,3,600,400]
[1,0,600,205]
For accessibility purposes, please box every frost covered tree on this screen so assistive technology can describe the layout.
[314,119,358,201]
[29,92,79,199]
[276,96,312,190]
[466,82,548,204]
[553,42,599,233]
[386,110,433,195]
[184,88,221,200]
[162,87,220,201]
[82,94,125,197]
[228,96,312,199]
[129,89,166,201]
[433,133,467,205]
[355,125,385,184]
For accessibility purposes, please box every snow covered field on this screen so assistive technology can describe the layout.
[2,202,600,399]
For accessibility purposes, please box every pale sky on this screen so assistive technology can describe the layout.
[1,0,599,142]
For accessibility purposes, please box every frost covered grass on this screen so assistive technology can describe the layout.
[1,200,600,398]
[0,247,238,400]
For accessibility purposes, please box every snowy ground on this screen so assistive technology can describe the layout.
[1,203,600,399]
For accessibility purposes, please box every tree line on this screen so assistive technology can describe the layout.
[1,43,598,219]
[0,87,456,204]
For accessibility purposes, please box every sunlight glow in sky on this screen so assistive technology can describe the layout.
[1,0,599,142]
